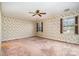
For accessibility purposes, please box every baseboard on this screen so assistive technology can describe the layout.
[36,36,79,45]
[2,36,36,42]
[2,35,79,45]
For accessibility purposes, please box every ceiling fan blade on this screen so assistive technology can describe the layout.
[32,14,36,16]
[38,14,42,17]
[40,13,46,14]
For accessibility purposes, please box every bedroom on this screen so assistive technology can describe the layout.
[0,2,79,56]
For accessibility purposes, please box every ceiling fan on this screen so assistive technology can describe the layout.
[29,10,46,17]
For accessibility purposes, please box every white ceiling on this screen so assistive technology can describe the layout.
[1,2,79,20]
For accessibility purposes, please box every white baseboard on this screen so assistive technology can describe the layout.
[1,36,35,42]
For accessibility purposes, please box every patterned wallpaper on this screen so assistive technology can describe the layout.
[36,13,79,44]
[2,16,35,41]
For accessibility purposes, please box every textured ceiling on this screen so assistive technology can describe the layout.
[1,2,79,20]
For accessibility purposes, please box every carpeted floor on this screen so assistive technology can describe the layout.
[1,37,79,56]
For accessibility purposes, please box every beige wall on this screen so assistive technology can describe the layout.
[0,4,1,41]
[36,15,79,44]
[0,3,2,55]
[2,16,35,41]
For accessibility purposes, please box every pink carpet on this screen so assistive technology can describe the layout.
[2,37,79,56]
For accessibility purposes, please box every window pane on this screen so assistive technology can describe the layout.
[63,17,75,34]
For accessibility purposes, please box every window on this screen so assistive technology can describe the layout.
[36,23,39,32]
[60,16,78,34]
[36,22,43,32]
[41,22,43,32]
